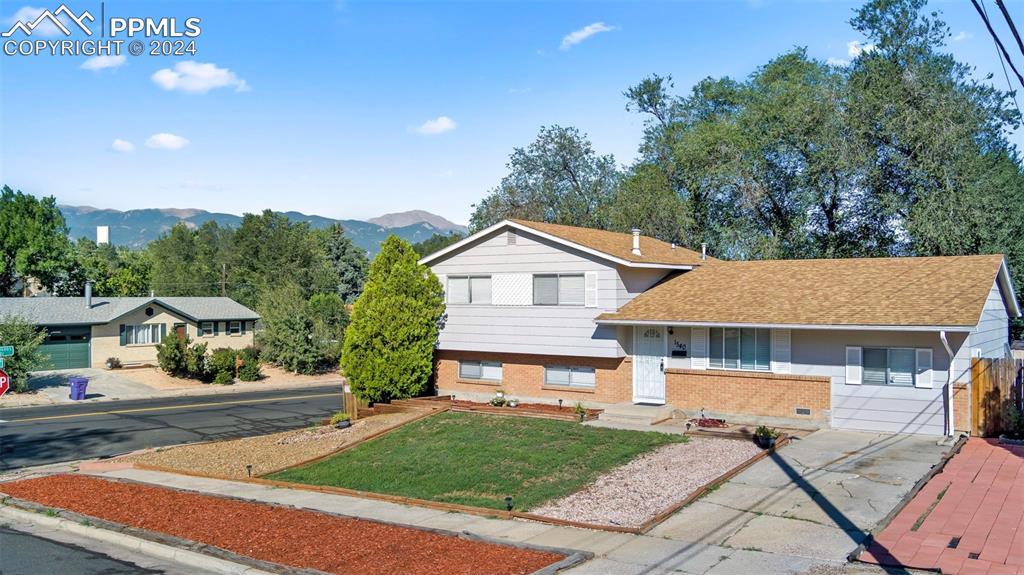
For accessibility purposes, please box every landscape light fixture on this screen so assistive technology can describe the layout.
[504,496,513,511]
[558,399,563,409]
[246,464,253,478]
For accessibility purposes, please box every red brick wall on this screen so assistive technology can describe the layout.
[436,351,831,422]
[953,382,970,433]
[664,368,830,422]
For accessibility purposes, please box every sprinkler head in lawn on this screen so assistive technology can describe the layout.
[504,496,513,511]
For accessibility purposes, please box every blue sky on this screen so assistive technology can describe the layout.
[1,0,1022,225]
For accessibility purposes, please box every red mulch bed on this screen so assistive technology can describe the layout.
[452,400,602,418]
[0,475,563,575]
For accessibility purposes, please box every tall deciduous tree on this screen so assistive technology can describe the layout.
[469,126,620,231]
[147,222,226,297]
[0,186,74,296]
[341,236,445,402]
[0,316,47,393]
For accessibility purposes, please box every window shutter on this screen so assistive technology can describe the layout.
[119,324,126,346]
[915,348,933,389]
[160,324,167,341]
[584,272,599,308]
[845,346,863,385]
[214,322,220,336]
[241,321,247,335]
[771,329,791,374]
[196,322,204,337]
[691,327,708,370]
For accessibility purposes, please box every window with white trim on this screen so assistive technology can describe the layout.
[533,274,584,306]
[228,321,242,335]
[544,366,596,388]
[862,348,915,386]
[447,276,492,304]
[125,324,162,345]
[458,360,502,381]
[199,321,215,336]
[708,327,771,371]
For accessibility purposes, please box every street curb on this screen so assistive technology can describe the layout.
[0,499,324,575]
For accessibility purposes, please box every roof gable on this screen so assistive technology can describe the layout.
[419,219,709,269]
[597,254,1017,329]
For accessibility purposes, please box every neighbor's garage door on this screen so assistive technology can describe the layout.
[39,326,91,369]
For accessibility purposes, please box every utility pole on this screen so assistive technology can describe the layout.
[221,263,227,296]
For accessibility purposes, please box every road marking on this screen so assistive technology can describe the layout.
[6,392,340,423]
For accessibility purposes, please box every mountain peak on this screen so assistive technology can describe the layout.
[368,210,464,232]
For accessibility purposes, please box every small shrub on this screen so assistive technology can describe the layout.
[573,401,586,415]
[238,360,262,381]
[105,357,122,369]
[210,348,237,377]
[1001,400,1024,439]
[239,346,260,364]
[184,341,209,379]
[489,395,507,407]
[156,335,188,376]
[330,411,351,425]
[212,370,234,385]
[754,425,779,439]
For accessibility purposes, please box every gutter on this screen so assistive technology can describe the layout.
[939,330,956,437]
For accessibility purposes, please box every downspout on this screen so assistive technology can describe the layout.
[939,330,955,437]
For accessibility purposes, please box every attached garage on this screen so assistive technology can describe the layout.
[39,326,91,369]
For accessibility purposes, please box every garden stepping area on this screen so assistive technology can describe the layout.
[0,474,565,575]
[859,438,1024,574]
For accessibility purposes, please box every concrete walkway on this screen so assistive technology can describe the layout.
[76,429,948,575]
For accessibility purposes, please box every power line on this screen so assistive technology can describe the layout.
[996,0,1024,60]
[973,0,1024,92]
[984,0,1024,116]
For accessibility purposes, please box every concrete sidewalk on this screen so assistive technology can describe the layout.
[78,429,946,575]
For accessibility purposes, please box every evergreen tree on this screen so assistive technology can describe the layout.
[321,224,369,303]
[341,236,445,402]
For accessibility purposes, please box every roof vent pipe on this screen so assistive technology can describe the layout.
[701,243,707,261]
[631,228,642,256]
[85,281,93,309]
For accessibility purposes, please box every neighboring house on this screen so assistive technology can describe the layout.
[420,219,1020,436]
[0,287,259,369]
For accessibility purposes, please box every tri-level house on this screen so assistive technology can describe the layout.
[420,219,1020,436]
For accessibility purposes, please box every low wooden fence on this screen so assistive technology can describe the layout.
[970,357,1023,437]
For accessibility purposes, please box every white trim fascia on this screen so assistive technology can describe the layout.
[594,318,973,332]
[417,220,696,270]
[997,257,1021,317]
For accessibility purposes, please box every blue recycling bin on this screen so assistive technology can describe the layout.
[69,377,88,400]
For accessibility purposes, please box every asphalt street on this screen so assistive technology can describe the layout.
[0,527,163,575]
[0,384,342,471]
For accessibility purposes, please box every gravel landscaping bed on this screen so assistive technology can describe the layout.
[0,474,564,575]
[531,437,762,527]
[121,411,423,478]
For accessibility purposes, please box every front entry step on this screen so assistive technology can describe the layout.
[596,403,675,426]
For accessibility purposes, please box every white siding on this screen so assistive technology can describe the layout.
[789,329,969,436]
[429,228,668,358]
[969,279,1011,359]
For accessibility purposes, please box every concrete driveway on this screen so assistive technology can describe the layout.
[631,429,951,573]
[21,369,166,404]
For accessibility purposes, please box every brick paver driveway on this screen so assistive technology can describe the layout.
[861,438,1024,574]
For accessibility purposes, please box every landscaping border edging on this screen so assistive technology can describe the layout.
[0,497,305,575]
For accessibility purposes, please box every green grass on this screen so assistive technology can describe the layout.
[269,411,686,510]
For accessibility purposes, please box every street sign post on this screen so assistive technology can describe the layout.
[0,368,9,398]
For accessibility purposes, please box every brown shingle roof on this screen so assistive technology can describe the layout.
[597,254,1009,327]
[510,219,710,267]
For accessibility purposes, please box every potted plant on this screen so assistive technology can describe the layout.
[331,412,352,429]
[490,389,507,407]
[754,425,779,449]
[574,401,587,422]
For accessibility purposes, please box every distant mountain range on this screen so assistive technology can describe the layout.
[59,206,467,255]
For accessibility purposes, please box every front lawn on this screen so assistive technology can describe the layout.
[268,411,686,510]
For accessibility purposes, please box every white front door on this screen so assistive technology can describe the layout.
[633,326,666,404]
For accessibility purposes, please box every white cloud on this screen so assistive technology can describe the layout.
[151,61,249,94]
[560,22,615,50]
[111,139,135,153]
[412,116,457,135]
[827,57,849,67]
[145,133,189,150]
[81,54,125,71]
[847,40,876,58]
[4,6,67,37]
[953,31,973,42]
